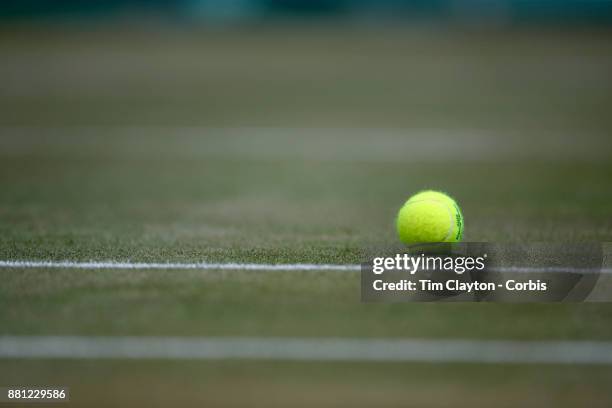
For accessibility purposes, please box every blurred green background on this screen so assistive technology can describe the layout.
[1,1,612,407]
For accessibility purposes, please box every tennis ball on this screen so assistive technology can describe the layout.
[396,190,463,244]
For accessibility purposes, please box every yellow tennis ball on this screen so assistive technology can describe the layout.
[396,190,464,244]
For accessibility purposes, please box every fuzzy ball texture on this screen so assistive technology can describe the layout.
[396,190,464,244]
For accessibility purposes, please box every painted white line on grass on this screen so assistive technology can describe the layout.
[2,126,610,162]
[1,336,612,364]
[1,260,611,274]
[0,260,360,272]
[489,266,612,275]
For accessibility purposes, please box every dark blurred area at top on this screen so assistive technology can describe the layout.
[2,0,612,25]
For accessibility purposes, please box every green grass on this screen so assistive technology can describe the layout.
[1,24,612,407]
[1,151,611,263]
[2,268,612,338]
[3,360,612,407]
[1,25,612,130]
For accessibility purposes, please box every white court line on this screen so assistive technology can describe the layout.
[0,260,360,271]
[1,336,612,364]
[0,260,611,274]
[490,266,611,274]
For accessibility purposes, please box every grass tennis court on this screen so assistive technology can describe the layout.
[1,25,612,406]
